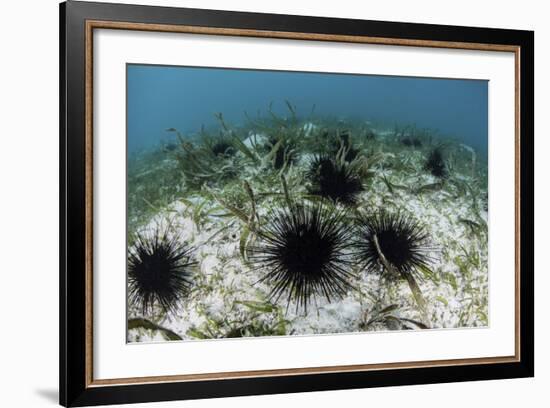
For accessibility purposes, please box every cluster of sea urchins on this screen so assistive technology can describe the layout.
[249,204,434,313]
[307,155,364,206]
[128,227,195,316]
[247,203,355,313]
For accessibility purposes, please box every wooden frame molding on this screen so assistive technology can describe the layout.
[61,2,534,405]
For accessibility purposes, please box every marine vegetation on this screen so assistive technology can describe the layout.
[266,134,299,170]
[128,225,196,316]
[247,203,355,313]
[330,130,360,162]
[172,133,241,190]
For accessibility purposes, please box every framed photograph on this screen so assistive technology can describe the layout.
[60,1,534,406]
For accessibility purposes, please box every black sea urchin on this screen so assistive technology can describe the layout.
[267,135,297,170]
[400,137,422,148]
[128,227,195,315]
[248,204,355,312]
[424,147,447,178]
[308,156,364,206]
[210,139,235,157]
[354,211,433,280]
[400,137,413,147]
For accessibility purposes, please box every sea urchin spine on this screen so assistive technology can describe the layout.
[248,204,356,313]
[128,226,195,316]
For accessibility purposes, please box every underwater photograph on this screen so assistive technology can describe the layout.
[126,64,489,343]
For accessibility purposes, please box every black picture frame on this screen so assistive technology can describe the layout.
[60,1,534,406]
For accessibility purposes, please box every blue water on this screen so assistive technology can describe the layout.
[127,64,488,155]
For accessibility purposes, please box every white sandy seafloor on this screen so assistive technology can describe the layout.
[127,125,489,343]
